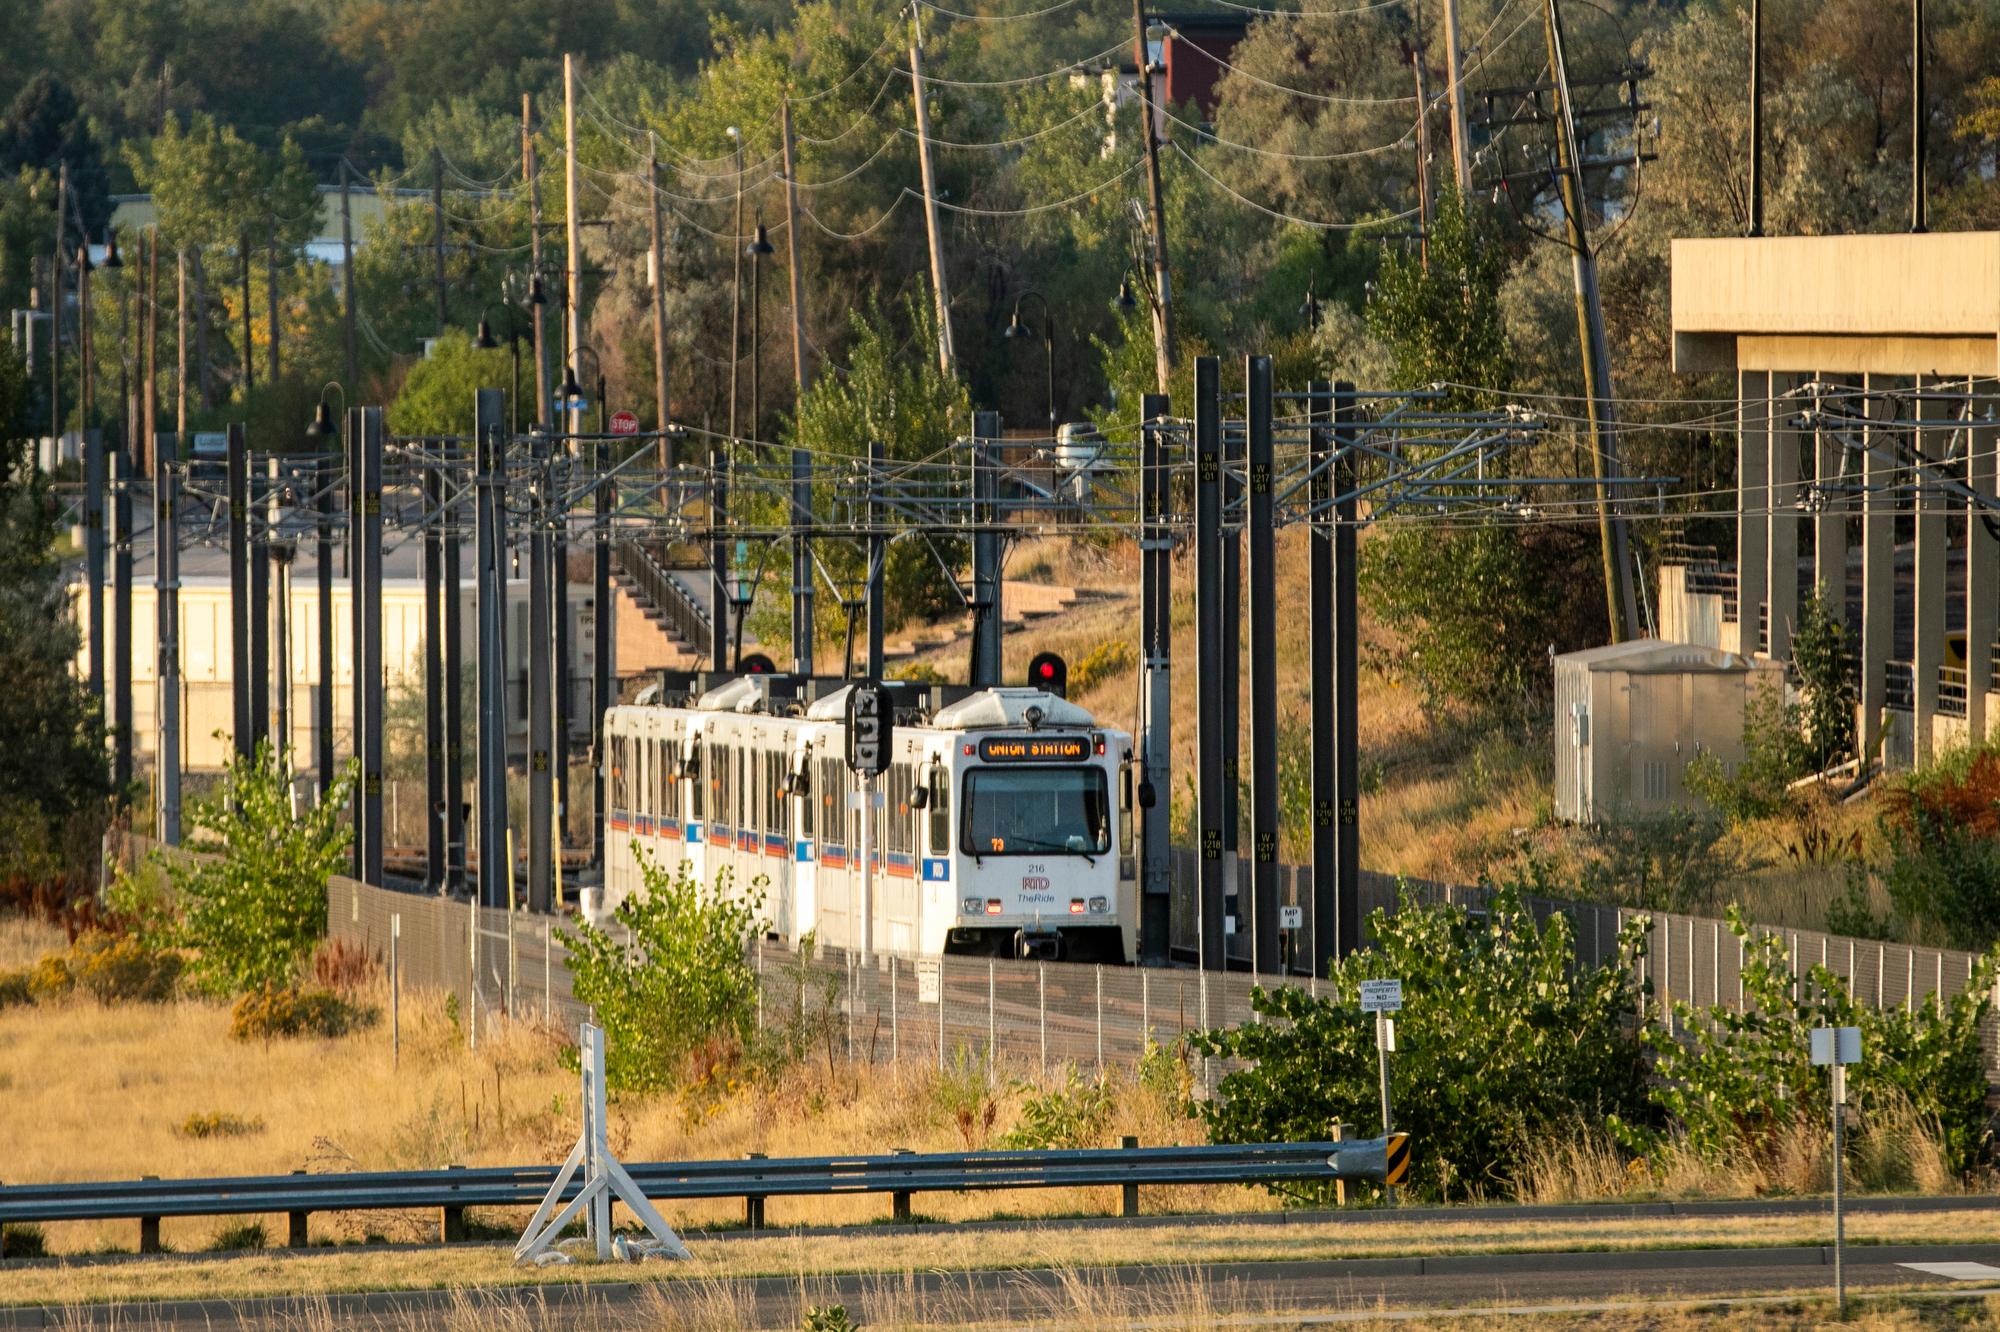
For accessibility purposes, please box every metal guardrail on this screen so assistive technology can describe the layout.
[1940,665,1969,718]
[0,1141,1382,1245]
[613,540,710,649]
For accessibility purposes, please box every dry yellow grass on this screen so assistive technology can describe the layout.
[0,913,66,971]
[0,979,1240,1256]
[7,1206,2000,1308]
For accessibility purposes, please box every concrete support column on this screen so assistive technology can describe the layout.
[1767,372,1803,660]
[1860,375,1896,756]
[1813,382,1848,623]
[1913,376,1947,767]
[1738,371,1770,652]
[1968,377,1998,742]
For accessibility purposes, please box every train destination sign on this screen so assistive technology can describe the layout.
[977,736,1090,763]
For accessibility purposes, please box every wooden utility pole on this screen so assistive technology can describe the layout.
[340,163,358,390]
[238,239,253,397]
[266,218,280,384]
[50,162,66,456]
[431,147,447,337]
[727,129,744,440]
[908,9,956,375]
[144,229,157,469]
[1542,0,1639,642]
[1132,0,1175,392]
[647,137,670,462]
[525,94,549,429]
[1441,0,1473,192]
[77,242,92,431]
[563,54,585,436]
[176,248,188,439]
[779,101,809,397]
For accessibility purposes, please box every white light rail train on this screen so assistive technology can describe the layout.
[597,675,1137,961]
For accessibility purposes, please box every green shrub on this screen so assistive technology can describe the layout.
[178,1111,266,1139]
[1628,910,1997,1180]
[0,1224,47,1259]
[1189,883,1652,1204]
[229,984,377,1041]
[1002,1065,1118,1149]
[0,966,29,1009]
[168,742,355,996]
[1872,745,2000,950]
[1685,681,1810,823]
[558,854,766,1093]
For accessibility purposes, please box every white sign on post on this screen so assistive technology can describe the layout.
[917,958,941,1004]
[1810,1026,1862,1066]
[1279,905,1303,931]
[1358,979,1403,1013]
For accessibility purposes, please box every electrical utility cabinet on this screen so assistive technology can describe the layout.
[1554,641,1787,823]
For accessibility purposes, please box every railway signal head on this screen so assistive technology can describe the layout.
[1028,651,1067,698]
[846,680,892,776]
[739,653,777,675]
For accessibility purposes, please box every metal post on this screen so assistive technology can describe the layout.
[155,447,181,843]
[424,458,447,888]
[791,444,814,675]
[1138,393,1172,966]
[1333,383,1361,957]
[866,439,887,679]
[987,958,996,1065]
[223,427,250,762]
[1038,961,1047,1077]
[1308,382,1337,975]
[593,438,613,867]
[1833,1061,1846,1311]
[1377,1010,1396,1205]
[316,443,336,797]
[529,432,554,912]
[1245,356,1279,976]
[970,410,1003,686]
[859,772,876,960]
[709,443,730,669]
[1194,358,1225,970]
[354,409,385,886]
[85,426,105,713]
[475,390,510,907]
[391,913,401,1068]
[248,445,270,755]
[443,442,466,891]
[1221,401,1243,916]
[112,443,134,794]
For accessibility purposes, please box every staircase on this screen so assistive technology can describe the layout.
[611,542,707,671]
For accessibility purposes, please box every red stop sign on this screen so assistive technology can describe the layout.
[609,410,639,435]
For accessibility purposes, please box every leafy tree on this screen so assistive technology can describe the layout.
[1872,744,2000,951]
[1792,588,1857,771]
[166,741,357,996]
[0,345,111,883]
[1632,909,1998,1179]
[387,330,518,437]
[1189,884,1652,1203]
[1365,186,1510,409]
[559,853,767,1093]
[0,75,110,237]
[1685,681,1811,823]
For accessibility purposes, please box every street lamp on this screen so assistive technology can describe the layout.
[1299,284,1324,332]
[745,219,774,446]
[562,344,605,435]
[1003,291,1056,438]
[1115,277,1138,311]
[304,381,346,442]
[476,301,526,435]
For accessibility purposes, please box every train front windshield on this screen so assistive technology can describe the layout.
[961,767,1110,856]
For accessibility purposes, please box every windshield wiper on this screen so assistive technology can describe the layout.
[1003,835,1096,866]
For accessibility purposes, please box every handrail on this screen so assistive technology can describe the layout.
[613,540,710,649]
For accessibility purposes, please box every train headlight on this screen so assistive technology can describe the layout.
[1089,896,1108,914]
[962,896,981,916]
[1069,898,1086,914]
[985,899,1003,915]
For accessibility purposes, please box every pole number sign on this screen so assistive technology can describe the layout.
[1358,979,1403,1012]
[846,681,892,776]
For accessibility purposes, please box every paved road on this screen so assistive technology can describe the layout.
[6,1242,2000,1330]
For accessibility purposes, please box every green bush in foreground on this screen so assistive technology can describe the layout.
[1190,884,1653,1203]
[1626,909,1998,1179]
[559,852,767,1094]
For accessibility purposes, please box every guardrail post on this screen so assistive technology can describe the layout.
[139,1174,160,1254]
[287,1170,310,1248]
[743,1152,767,1231]
[891,1147,914,1223]
[439,1163,468,1242]
[1329,1124,1348,1207]
[1121,1136,1140,1217]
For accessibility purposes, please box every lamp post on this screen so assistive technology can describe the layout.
[746,220,774,445]
[1003,291,1057,439]
[1299,285,1324,333]
[475,301,527,436]
[303,383,345,802]
[726,126,744,443]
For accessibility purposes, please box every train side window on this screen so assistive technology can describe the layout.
[637,737,651,819]
[928,766,950,856]
[1119,762,1134,855]
[798,755,814,841]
